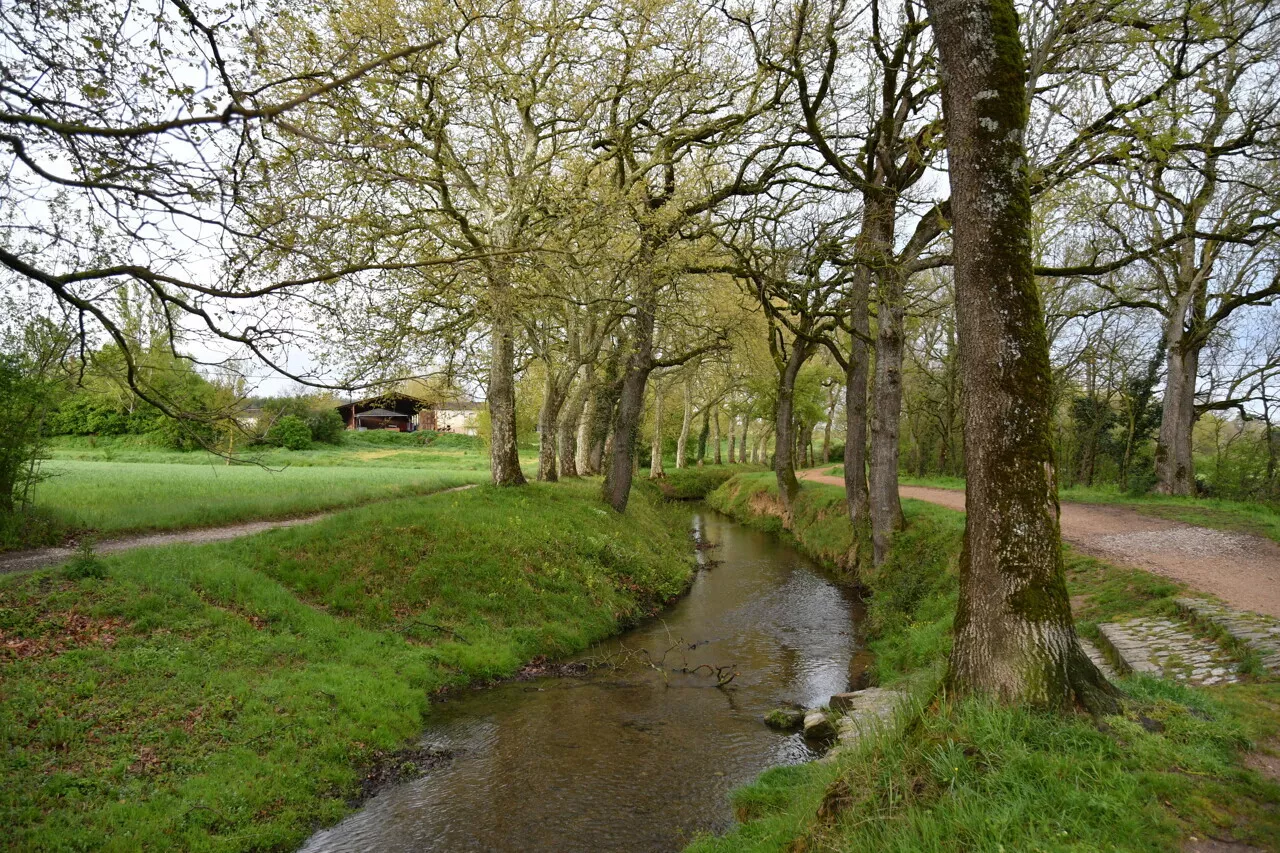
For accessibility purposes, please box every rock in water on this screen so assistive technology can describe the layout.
[803,711,836,740]
[764,708,806,730]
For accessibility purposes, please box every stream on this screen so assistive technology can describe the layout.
[300,509,868,852]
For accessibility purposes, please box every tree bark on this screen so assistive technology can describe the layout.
[853,187,906,566]
[712,408,722,464]
[821,390,837,463]
[576,381,597,474]
[559,364,591,478]
[929,0,1117,713]
[537,368,565,483]
[676,380,692,468]
[740,414,750,465]
[773,342,809,529]
[844,276,873,566]
[488,295,527,487]
[1155,328,1199,495]
[649,379,666,478]
[604,280,656,512]
[728,417,737,463]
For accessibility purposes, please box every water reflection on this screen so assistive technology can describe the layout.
[301,510,865,853]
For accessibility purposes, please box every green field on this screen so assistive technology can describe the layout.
[32,460,484,535]
[8,434,517,544]
[0,480,695,851]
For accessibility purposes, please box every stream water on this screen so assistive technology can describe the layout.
[300,509,868,852]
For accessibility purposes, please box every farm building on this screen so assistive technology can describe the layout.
[335,394,483,435]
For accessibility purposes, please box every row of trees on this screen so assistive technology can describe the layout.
[5,0,1278,708]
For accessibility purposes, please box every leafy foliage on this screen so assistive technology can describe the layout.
[267,415,312,450]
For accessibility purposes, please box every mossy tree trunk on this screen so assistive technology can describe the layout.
[536,371,562,483]
[774,341,810,529]
[929,0,1118,713]
[676,380,692,468]
[488,283,527,488]
[649,377,666,478]
[1155,321,1200,496]
[844,269,873,566]
[603,289,655,511]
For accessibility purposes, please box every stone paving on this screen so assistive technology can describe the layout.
[1175,597,1280,673]
[1097,618,1242,685]
[1079,638,1116,680]
[817,687,908,762]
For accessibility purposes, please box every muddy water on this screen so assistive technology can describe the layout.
[300,510,867,853]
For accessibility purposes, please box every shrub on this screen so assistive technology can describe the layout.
[63,539,107,580]
[305,408,346,444]
[268,415,312,450]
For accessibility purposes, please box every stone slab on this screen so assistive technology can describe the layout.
[1097,618,1241,686]
[1175,597,1280,673]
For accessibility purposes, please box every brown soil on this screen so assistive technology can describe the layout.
[798,471,1280,619]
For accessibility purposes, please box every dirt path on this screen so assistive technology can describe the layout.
[0,484,479,575]
[798,470,1280,619]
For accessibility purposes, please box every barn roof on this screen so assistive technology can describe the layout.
[355,408,408,418]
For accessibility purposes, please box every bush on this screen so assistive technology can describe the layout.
[268,415,312,450]
[63,540,107,580]
[305,408,346,444]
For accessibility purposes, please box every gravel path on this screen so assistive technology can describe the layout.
[798,470,1280,619]
[0,485,479,575]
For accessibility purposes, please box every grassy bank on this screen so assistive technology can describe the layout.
[0,480,696,851]
[637,463,764,501]
[696,474,1280,852]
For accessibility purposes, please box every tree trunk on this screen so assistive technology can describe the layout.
[604,280,656,512]
[537,365,570,483]
[844,277,873,567]
[728,417,737,463]
[676,381,692,468]
[774,343,809,528]
[821,391,837,463]
[696,409,710,461]
[576,392,596,474]
[866,195,905,566]
[1155,331,1199,495]
[740,414,750,464]
[488,295,526,487]
[712,409,722,464]
[559,365,590,478]
[649,380,665,478]
[929,0,1117,713]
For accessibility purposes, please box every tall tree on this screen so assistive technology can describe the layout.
[927,0,1117,711]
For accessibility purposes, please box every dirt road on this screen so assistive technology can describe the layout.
[798,470,1280,619]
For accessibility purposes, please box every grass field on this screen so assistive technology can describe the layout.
[4,433,513,546]
[696,474,1280,852]
[32,460,484,535]
[0,480,696,851]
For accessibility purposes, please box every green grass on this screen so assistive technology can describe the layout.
[46,431,499,471]
[4,433,531,544]
[636,463,763,501]
[695,473,1280,852]
[30,460,485,536]
[690,680,1280,853]
[0,480,696,851]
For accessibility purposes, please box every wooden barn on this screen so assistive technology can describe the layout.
[335,393,429,432]
[335,394,485,434]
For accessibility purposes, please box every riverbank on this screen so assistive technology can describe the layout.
[0,480,697,851]
[696,473,1280,852]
